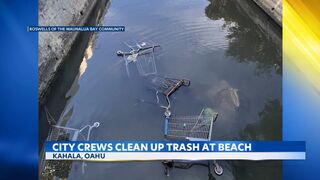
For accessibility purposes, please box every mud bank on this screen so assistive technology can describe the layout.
[39,0,107,103]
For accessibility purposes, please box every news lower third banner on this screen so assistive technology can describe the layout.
[45,141,306,161]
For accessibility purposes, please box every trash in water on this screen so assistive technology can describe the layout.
[44,108,101,175]
[116,41,160,76]
[162,107,223,177]
[116,41,160,58]
[163,107,217,141]
[135,51,158,76]
[145,74,190,111]
[115,40,221,177]
[126,53,138,62]
[228,88,240,108]
[162,160,223,177]
[214,88,240,110]
[46,110,100,141]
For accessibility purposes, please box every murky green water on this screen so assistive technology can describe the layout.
[42,0,282,179]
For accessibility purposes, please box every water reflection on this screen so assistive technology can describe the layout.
[65,33,98,100]
[227,100,282,180]
[240,99,282,140]
[231,160,282,180]
[79,39,94,77]
[204,1,283,179]
[205,0,282,75]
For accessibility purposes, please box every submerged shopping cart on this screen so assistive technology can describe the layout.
[145,74,190,115]
[162,108,224,177]
[116,40,160,77]
[45,107,100,141]
[43,108,101,176]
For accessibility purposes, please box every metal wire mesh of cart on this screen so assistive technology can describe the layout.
[164,108,218,141]
[135,50,158,76]
[48,122,100,141]
[117,40,160,77]
[43,108,100,175]
[144,75,191,110]
[48,126,79,141]
[45,107,100,141]
[146,75,191,97]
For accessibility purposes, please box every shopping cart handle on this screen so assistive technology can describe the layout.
[164,117,169,136]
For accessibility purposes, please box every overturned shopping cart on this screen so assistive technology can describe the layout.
[145,74,190,114]
[116,41,160,77]
[162,108,224,177]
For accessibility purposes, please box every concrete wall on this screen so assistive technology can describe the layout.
[39,0,99,103]
[237,0,281,46]
[252,0,282,27]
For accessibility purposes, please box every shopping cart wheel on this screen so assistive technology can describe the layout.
[164,109,171,117]
[182,79,191,86]
[214,164,223,176]
[116,50,124,56]
[93,122,100,127]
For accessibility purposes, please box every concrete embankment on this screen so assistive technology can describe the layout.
[39,0,109,141]
[39,0,103,103]
[237,0,282,46]
[252,0,282,27]
[39,0,109,175]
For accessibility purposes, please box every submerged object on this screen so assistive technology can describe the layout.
[116,41,160,57]
[145,74,190,110]
[116,41,160,76]
[116,50,124,56]
[164,107,218,141]
[229,88,240,108]
[213,87,240,111]
[202,108,219,125]
[44,109,101,175]
[206,80,240,110]
[162,107,223,177]
[146,75,190,97]
[162,160,223,177]
[126,53,139,62]
[203,107,217,117]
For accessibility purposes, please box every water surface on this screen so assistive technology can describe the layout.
[44,0,282,179]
